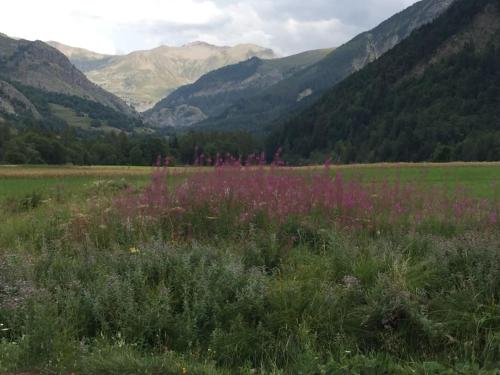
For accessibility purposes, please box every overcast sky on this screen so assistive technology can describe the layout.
[1,0,418,56]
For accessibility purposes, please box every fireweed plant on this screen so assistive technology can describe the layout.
[114,154,499,239]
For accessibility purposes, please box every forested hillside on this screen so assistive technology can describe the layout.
[0,118,257,165]
[270,0,500,163]
[194,0,454,132]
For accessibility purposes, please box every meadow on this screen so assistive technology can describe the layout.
[0,162,499,374]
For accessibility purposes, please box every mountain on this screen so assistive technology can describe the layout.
[145,48,333,128]
[0,34,133,116]
[0,34,142,134]
[0,79,41,119]
[270,0,500,163]
[187,0,455,132]
[51,41,277,111]
[46,41,114,72]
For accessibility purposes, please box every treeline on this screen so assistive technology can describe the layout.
[269,0,500,164]
[0,123,259,165]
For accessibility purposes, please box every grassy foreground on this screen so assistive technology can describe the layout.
[0,163,499,374]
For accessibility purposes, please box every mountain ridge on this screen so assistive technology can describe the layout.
[183,0,455,132]
[0,34,134,116]
[50,41,277,111]
[145,48,334,128]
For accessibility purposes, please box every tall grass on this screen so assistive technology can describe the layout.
[0,162,499,374]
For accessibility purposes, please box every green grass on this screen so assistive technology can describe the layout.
[0,165,158,197]
[1,163,498,198]
[327,164,500,198]
[0,163,499,374]
[0,175,149,198]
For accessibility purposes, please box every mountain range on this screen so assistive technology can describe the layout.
[271,0,500,163]
[0,34,133,116]
[2,0,498,165]
[144,48,334,128]
[49,41,276,112]
[145,0,455,131]
[0,33,143,135]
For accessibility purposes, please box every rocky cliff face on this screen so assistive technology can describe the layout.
[0,35,134,116]
[0,79,41,118]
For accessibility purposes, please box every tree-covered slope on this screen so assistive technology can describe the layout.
[196,0,455,132]
[270,0,500,163]
[145,49,333,128]
[0,81,143,134]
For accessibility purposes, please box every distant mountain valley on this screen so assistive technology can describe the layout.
[49,41,276,112]
[145,0,455,131]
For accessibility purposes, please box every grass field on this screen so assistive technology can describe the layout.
[0,163,499,374]
[0,165,153,197]
[1,162,499,197]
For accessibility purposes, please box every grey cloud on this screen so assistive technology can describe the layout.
[197,0,417,25]
[115,0,418,55]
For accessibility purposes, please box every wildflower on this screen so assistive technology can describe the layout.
[490,212,498,224]
[129,247,140,254]
[181,368,188,374]
[99,224,107,230]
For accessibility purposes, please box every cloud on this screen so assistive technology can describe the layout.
[0,0,419,55]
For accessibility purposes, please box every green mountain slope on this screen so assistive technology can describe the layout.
[0,82,143,134]
[270,0,500,163]
[145,48,333,128]
[0,35,143,134]
[196,0,455,132]
[0,34,133,116]
[51,41,277,112]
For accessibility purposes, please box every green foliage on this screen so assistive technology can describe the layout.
[3,191,44,212]
[0,121,259,166]
[1,233,499,373]
[9,82,142,132]
[271,0,500,163]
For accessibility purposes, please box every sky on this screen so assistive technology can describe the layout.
[1,0,418,56]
